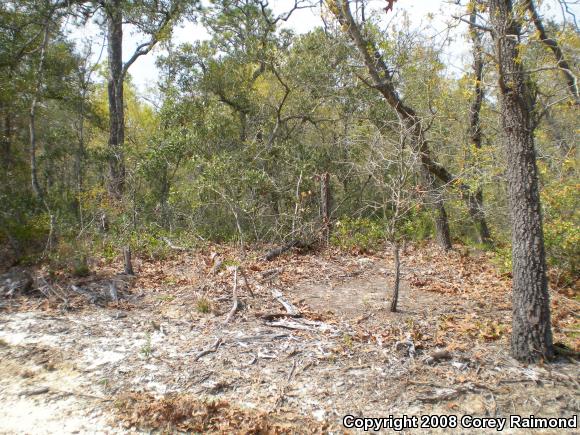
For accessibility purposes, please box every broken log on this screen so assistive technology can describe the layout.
[264,240,300,261]
[123,246,134,275]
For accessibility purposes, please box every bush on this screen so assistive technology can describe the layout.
[541,179,579,278]
[331,218,386,252]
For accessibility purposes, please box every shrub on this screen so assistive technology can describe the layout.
[331,218,386,252]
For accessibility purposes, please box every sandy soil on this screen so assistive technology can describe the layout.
[0,246,578,434]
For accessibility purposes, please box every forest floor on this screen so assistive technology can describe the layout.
[0,243,578,434]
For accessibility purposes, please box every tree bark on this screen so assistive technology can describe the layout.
[123,246,134,275]
[320,172,331,244]
[467,1,492,245]
[524,0,579,105]
[490,0,553,362]
[106,0,126,199]
[390,242,401,312]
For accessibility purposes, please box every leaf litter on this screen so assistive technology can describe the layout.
[0,242,578,433]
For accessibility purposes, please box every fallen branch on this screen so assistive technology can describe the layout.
[271,288,300,316]
[194,337,223,361]
[19,386,49,396]
[162,237,188,251]
[258,312,299,321]
[223,268,239,324]
[264,240,300,261]
[235,333,289,343]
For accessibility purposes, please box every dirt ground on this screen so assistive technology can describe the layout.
[0,244,578,434]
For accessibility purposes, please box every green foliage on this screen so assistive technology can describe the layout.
[195,297,211,314]
[0,0,577,287]
[400,210,434,242]
[541,176,579,277]
[71,255,90,277]
[492,244,513,275]
[331,218,387,252]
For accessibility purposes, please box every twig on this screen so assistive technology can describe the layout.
[194,338,223,361]
[162,237,188,251]
[19,386,49,396]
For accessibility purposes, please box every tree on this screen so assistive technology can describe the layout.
[466,0,492,246]
[489,0,553,362]
[101,0,194,199]
[363,126,422,312]
[524,0,579,105]
[327,0,453,250]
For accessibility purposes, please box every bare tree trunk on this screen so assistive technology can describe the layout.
[466,1,492,246]
[332,0,452,250]
[123,246,134,275]
[390,242,401,312]
[320,172,331,244]
[106,0,126,199]
[490,0,553,363]
[434,200,452,251]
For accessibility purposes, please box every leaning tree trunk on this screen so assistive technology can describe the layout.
[490,0,553,362]
[524,0,579,105]
[106,0,126,200]
[332,0,452,250]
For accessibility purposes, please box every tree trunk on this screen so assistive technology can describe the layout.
[490,0,553,363]
[333,0,452,250]
[524,0,579,105]
[29,16,51,203]
[123,246,134,275]
[320,172,331,244]
[106,0,126,199]
[467,2,492,246]
[390,242,401,312]
[2,111,11,168]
